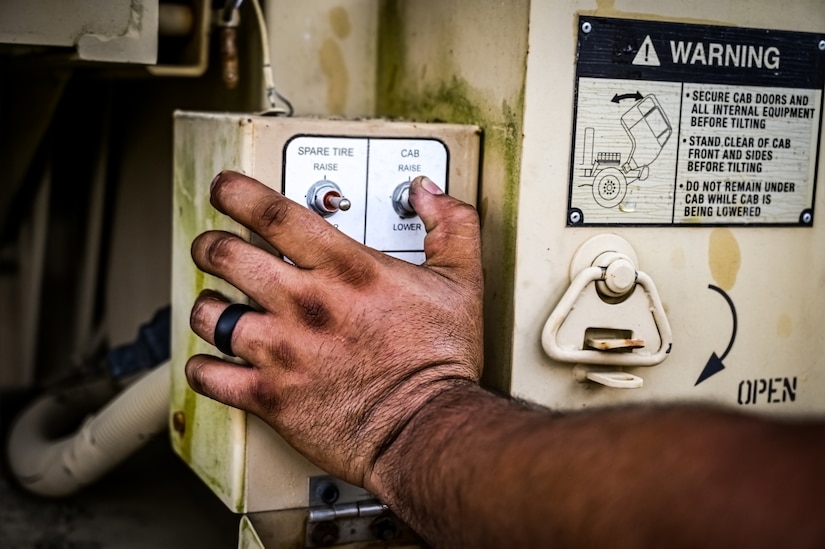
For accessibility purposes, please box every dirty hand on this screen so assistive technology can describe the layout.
[185,171,483,494]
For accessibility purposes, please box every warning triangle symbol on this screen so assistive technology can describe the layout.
[632,35,661,66]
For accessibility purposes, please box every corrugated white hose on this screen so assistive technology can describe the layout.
[7,361,170,498]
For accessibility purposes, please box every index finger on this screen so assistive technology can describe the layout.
[210,171,355,268]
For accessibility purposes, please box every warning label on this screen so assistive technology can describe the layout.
[568,17,824,227]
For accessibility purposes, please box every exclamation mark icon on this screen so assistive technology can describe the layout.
[632,35,660,66]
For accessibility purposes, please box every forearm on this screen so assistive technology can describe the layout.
[372,383,825,548]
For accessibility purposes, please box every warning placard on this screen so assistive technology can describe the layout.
[568,17,824,226]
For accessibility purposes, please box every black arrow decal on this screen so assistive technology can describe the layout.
[695,285,738,386]
[611,91,643,103]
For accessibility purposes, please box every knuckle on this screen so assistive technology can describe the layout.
[424,229,451,253]
[274,340,298,371]
[317,249,379,288]
[295,293,332,330]
[334,258,376,289]
[252,197,290,234]
[450,203,481,234]
[250,377,281,416]
[201,232,237,268]
[249,334,299,372]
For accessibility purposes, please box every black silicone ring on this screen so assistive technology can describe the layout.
[214,303,255,357]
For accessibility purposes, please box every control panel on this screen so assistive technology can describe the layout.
[170,112,480,518]
[283,136,450,263]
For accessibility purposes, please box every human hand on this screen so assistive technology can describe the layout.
[185,171,483,495]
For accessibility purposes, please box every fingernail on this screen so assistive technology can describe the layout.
[199,289,224,301]
[420,176,444,195]
[210,172,223,192]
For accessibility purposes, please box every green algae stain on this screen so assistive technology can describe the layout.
[171,114,249,511]
[375,4,527,392]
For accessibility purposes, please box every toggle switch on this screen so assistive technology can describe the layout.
[307,180,351,216]
[392,182,416,218]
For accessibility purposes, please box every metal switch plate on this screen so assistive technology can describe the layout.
[284,136,449,264]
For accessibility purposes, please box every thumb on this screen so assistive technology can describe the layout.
[409,176,482,279]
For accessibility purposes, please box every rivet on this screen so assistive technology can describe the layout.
[818,39,825,51]
[582,21,592,34]
[172,411,186,435]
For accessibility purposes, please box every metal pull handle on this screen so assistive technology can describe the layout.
[541,264,673,368]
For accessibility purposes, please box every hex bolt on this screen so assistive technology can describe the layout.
[310,521,339,547]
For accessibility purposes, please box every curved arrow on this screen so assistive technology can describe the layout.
[611,91,643,103]
[695,285,738,385]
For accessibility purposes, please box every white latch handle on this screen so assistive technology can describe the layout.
[573,366,644,389]
[541,266,673,367]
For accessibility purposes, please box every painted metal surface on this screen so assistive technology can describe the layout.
[510,0,825,414]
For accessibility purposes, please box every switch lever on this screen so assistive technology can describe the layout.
[307,180,350,217]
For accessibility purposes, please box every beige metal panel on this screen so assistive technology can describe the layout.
[265,0,379,116]
[508,0,825,415]
[172,112,480,513]
[0,0,158,64]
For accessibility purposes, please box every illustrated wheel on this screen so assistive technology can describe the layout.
[592,168,627,208]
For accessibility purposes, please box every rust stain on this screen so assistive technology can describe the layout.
[582,2,733,26]
[328,6,351,40]
[585,337,645,351]
[708,228,740,291]
[319,38,348,114]
[172,410,186,435]
[776,314,793,338]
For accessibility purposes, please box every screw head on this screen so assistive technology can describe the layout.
[568,209,583,224]
[316,480,340,504]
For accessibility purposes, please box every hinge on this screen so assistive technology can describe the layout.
[305,476,418,547]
